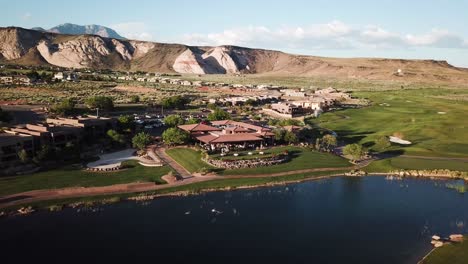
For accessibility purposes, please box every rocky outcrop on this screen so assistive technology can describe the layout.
[172,46,249,74]
[202,46,240,74]
[388,169,468,179]
[0,27,43,60]
[172,49,206,74]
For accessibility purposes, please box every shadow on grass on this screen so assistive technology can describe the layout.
[378,149,405,159]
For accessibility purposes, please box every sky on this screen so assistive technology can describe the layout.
[2,0,468,67]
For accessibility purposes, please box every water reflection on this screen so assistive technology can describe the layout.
[0,176,467,264]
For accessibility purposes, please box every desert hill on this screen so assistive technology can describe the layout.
[1,26,467,84]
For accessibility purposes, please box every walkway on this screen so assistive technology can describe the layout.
[0,164,360,210]
[87,149,138,169]
[154,147,193,179]
[0,176,217,210]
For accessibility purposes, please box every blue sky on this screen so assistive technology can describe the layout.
[2,0,468,66]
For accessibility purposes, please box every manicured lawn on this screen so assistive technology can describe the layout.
[167,147,350,176]
[0,161,171,197]
[10,169,350,211]
[421,237,468,264]
[166,148,215,173]
[219,146,350,175]
[317,88,468,158]
[391,157,468,171]
[364,157,468,173]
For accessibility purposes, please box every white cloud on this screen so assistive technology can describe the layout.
[112,22,153,41]
[176,21,468,50]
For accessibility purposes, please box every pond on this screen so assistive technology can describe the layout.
[1,176,467,263]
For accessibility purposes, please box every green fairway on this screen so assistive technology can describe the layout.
[167,147,350,176]
[421,237,468,264]
[0,161,171,197]
[365,157,468,173]
[219,146,350,175]
[166,148,215,173]
[391,157,468,171]
[317,88,468,158]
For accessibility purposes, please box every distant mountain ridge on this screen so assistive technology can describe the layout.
[32,23,124,39]
[1,26,468,85]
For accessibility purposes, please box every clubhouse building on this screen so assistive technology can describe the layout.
[0,116,115,170]
[178,120,274,151]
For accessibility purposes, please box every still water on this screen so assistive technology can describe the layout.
[1,176,467,263]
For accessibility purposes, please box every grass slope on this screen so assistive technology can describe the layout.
[166,147,350,176]
[0,161,171,197]
[421,238,468,264]
[317,88,468,158]
[166,148,215,173]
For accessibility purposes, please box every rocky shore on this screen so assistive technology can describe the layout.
[387,169,467,180]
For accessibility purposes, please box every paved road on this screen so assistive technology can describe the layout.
[154,147,193,179]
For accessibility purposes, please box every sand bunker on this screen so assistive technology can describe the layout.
[389,136,412,145]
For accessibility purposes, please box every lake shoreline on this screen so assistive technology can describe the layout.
[1,169,466,218]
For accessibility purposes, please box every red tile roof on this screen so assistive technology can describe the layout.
[195,133,263,144]
[178,123,221,132]
[211,120,271,132]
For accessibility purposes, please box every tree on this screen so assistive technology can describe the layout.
[207,108,231,121]
[161,96,189,109]
[130,95,140,103]
[186,117,199,124]
[162,127,190,145]
[245,99,256,106]
[164,114,185,127]
[343,144,366,162]
[17,149,29,164]
[107,129,126,145]
[207,103,217,110]
[117,115,135,133]
[298,127,314,141]
[50,98,76,116]
[132,132,152,150]
[278,119,302,127]
[374,136,391,151]
[26,70,40,81]
[321,134,337,152]
[284,131,298,144]
[85,96,114,111]
[33,145,52,164]
[273,128,285,142]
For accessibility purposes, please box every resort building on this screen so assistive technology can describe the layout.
[53,72,79,82]
[271,102,306,116]
[0,132,34,168]
[6,123,82,150]
[178,120,274,151]
[46,116,116,141]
